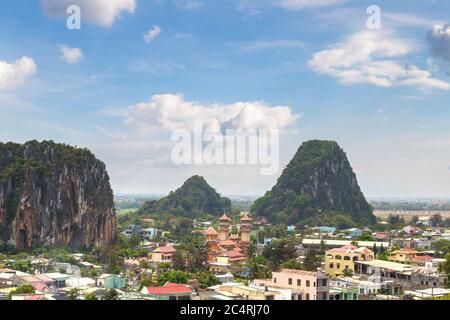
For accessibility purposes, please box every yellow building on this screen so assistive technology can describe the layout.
[388,248,417,264]
[325,244,374,277]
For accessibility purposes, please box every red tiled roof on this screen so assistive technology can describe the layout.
[145,282,192,295]
[328,244,358,253]
[413,255,433,263]
[219,240,236,246]
[219,214,231,222]
[223,251,246,259]
[155,246,176,254]
[25,295,45,301]
[204,227,218,236]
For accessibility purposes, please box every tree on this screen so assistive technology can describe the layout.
[84,293,98,300]
[387,214,404,226]
[68,288,79,300]
[263,239,297,270]
[157,270,188,286]
[432,240,450,257]
[280,259,302,270]
[104,289,119,300]
[342,268,353,277]
[438,254,450,288]
[7,284,35,300]
[139,273,154,290]
[246,256,272,280]
[197,272,221,289]
[302,246,321,271]
[172,251,186,271]
[431,214,443,227]
[356,231,375,241]
[411,215,419,225]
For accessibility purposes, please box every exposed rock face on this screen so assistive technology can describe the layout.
[0,140,115,249]
[251,140,376,226]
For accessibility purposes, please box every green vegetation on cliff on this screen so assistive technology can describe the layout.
[139,175,231,218]
[251,140,375,227]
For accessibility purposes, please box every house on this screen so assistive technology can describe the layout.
[404,288,450,300]
[252,269,329,300]
[216,273,235,284]
[417,217,431,227]
[140,282,194,300]
[287,225,296,232]
[149,246,177,265]
[329,286,360,300]
[391,238,417,249]
[325,244,374,277]
[15,275,55,291]
[375,232,391,241]
[211,284,277,300]
[97,274,126,289]
[43,273,71,288]
[315,226,337,234]
[346,228,363,238]
[388,248,418,263]
[330,277,383,297]
[411,255,434,266]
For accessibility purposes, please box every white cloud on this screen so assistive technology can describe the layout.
[144,26,162,43]
[59,45,84,64]
[384,12,443,28]
[174,32,194,39]
[308,31,450,91]
[174,0,203,10]
[41,0,136,27]
[277,0,345,10]
[123,93,301,134]
[428,25,450,65]
[242,39,304,50]
[0,57,37,91]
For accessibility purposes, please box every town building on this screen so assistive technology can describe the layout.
[140,282,194,300]
[252,269,329,300]
[325,244,374,277]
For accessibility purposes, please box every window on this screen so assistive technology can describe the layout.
[288,278,292,285]
[344,256,351,261]
[329,263,334,268]
[273,278,277,284]
[337,263,341,269]
[305,293,310,300]
[335,255,342,260]
[313,281,316,287]
[306,280,310,287]
[297,279,301,286]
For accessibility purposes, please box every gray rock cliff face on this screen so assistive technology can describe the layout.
[0,141,115,249]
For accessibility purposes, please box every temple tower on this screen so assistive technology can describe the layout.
[239,213,252,254]
[219,213,231,241]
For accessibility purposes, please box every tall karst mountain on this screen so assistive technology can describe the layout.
[0,140,116,249]
[251,140,376,227]
[139,175,231,218]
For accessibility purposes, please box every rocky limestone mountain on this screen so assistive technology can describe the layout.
[139,175,231,218]
[251,140,376,227]
[0,140,115,249]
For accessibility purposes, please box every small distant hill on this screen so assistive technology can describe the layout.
[138,175,231,218]
[251,140,376,227]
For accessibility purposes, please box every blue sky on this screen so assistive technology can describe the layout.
[1,0,450,197]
